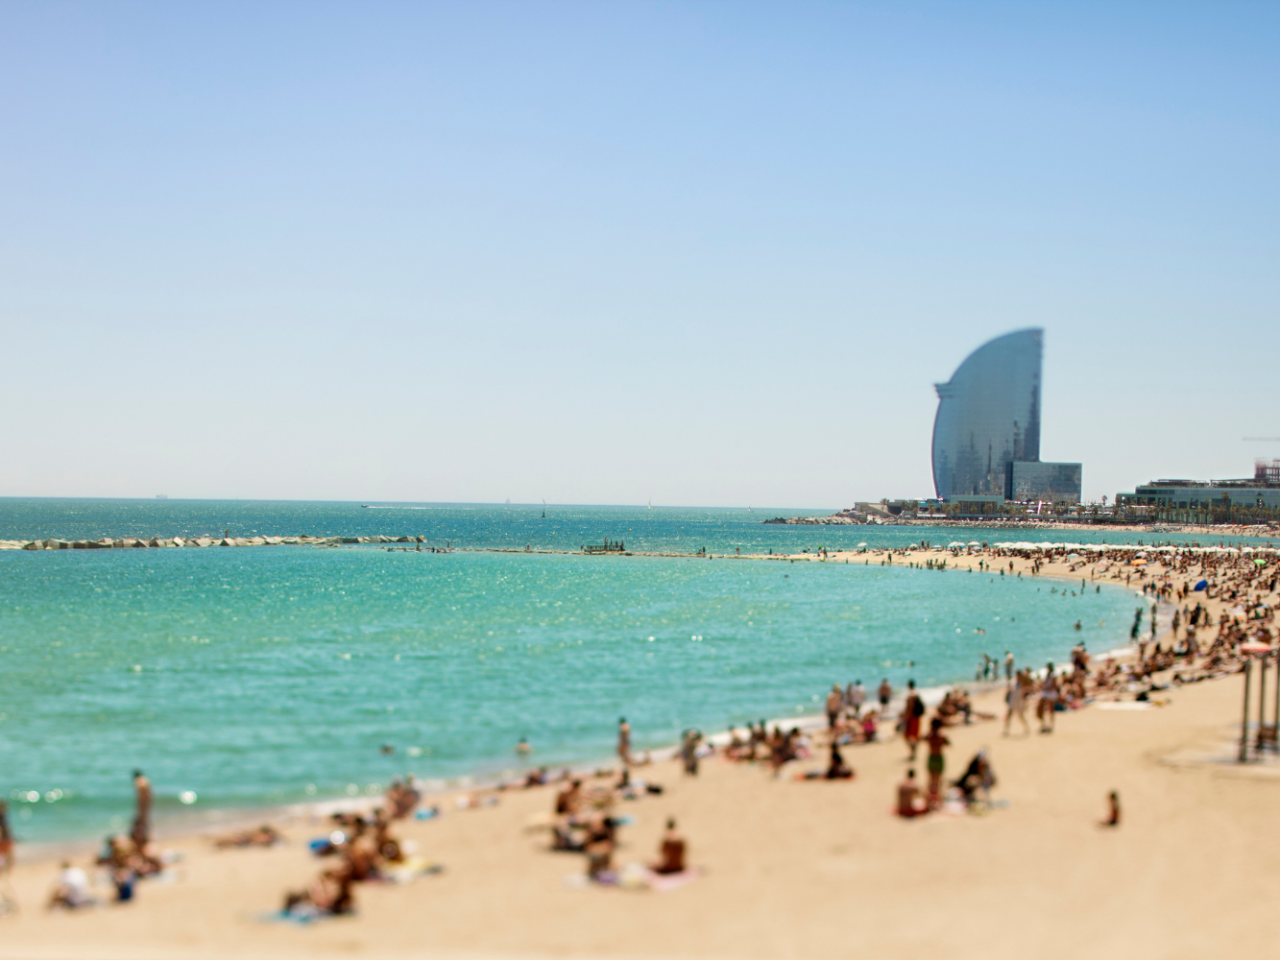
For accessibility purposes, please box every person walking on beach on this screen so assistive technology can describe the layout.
[902,681,924,760]
[131,770,152,847]
[680,729,702,776]
[1004,651,1014,682]
[0,800,13,876]
[1004,669,1030,736]
[878,678,892,715]
[1038,664,1060,734]
[1100,791,1121,827]
[826,684,843,729]
[0,798,14,912]
[617,717,632,768]
[848,680,866,720]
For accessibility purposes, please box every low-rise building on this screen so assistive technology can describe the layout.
[1117,460,1280,523]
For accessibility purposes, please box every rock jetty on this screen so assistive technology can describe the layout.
[0,535,427,551]
[765,508,870,525]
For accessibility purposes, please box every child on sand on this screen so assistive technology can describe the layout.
[924,718,950,805]
[48,860,93,910]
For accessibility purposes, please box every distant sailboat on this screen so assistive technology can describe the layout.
[648,499,652,510]
[542,498,546,519]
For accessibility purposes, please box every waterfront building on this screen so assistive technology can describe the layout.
[931,328,1081,503]
[1117,460,1280,522]
[1007,461,1082,502]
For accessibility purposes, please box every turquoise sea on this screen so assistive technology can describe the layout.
[0,500,1253,845]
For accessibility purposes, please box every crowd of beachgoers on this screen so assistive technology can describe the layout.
[2,539,1277,923]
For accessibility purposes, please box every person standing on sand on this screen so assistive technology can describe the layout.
[848,680,866,720]
[0,799,13,884]
[924,717,950,805]
[1038,664,1060,734]
[878,678,892,715]
[1004,651,1014,682]
[1004,669,1030,736]
[680,729,702,776]
[826,685,843,729]
[902,681,924,760]
[617,717,632,768]
[131,770,152,847]
[1100,791,1121,827]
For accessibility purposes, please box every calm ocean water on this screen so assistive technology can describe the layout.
[0,500,1237,844]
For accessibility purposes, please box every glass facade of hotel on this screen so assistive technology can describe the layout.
[932,329,1042,500]
[1007,460,1082,503]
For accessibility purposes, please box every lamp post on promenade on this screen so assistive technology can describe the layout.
[1239,642,1274,762]
[1240,656,1252,763]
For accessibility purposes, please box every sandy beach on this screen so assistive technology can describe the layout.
[3,545,1276,960]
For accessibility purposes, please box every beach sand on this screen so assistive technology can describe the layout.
[3,547,1276,960]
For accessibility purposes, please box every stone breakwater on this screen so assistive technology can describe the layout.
[0,534,426,551]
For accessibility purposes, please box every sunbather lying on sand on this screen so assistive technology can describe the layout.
[615,768,663,799]
[213,825,283,849]
[283,862,356,918]
[798,742,855,780]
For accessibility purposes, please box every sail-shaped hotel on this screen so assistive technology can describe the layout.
[932,329,1081,503]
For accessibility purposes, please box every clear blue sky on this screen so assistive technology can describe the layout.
[2,1,1277,506]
